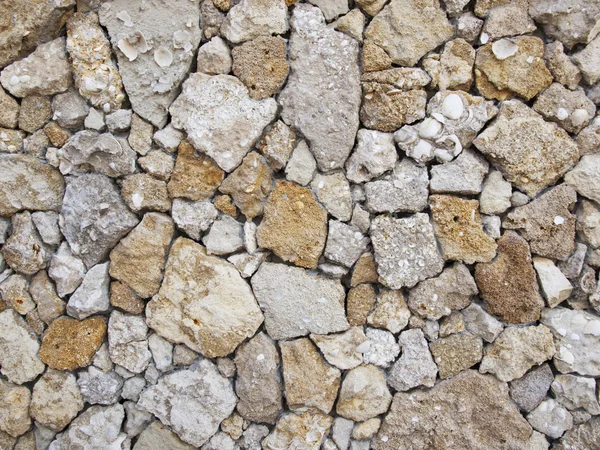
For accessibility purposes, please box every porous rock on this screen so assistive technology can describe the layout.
[387,329,437,391]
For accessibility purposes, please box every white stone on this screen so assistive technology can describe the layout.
[85,108,105,131]
[108,311,152,374]
[153,124,184,152]
[492,39,519,60]
[124,401,153,437]
[533,257,574,308]
[480,170,512,215]
[48,242,86,297]
[311,172,352,221]
[387,329,437,391]
[221,0,289,44]
[332,418,353,450]
[285,140,316,186]
[66,262,110,320]
[227,251,267,278]
[345,129,397,183]
[362,328,400,368]
[148,334,173,372]
[196,37,232,75]
[336,364,392,422]
[324,220,369,268]
[311,327,369,370]
[551,374,600,415]
[527,399,573,439]
[461,303,504,343]
[203,215,244,255]
[171,198,218,241]
[77,366,124,405]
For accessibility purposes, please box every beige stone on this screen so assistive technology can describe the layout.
[256,120,297,172]
[429,333,483,378]
[18,95,52,133]
[121,174,170,213]
[0,379,30,438]
[424,39,475,91]
[367,289,410,334]
[360,84,427,132]
[362,41,392,72]
[109,281,144,315]
[263,412,333,450]
[347,284,377,326]
[336,364,392,422]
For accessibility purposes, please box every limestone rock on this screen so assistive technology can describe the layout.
[48,242,85,297]
[197,37,232,75]
[371,213,444,289]
[361,41,392,72]
[146,237,263,358]
[0,38,72,98]
[541,307,600,377]
[480,325,556,382]
[578,115,600,157]
[221,0,289,44]
[360,83,427,132]
[99,0,202,127]
[510,363,554,413]
[77,366,123,405]
[363,328,401,368]
[121,174,170,213]
[480,170,512,215]
[527,399,573,439]
[231,36,289,100]
[251,262,348,340]
[553,416,600,450]
[347,284,377,327]
[0,154,64,217]
[234,332,282,424]
[202,215,244,255]
[170,73,277,172]
[0,379,31,438]
[552,374,600,415]
[138,150,174,181]
[430,149,489,195]
[108,311,151,374]
[372,371,533,450]
[39,316,107,371]
[364,0,453,67]
[262,412,333,450]
[503,184,577,261]
[533,83,595,134]
[324,220,369,268]
[332,9,365,42]
[51,90,89,130]
[408,263,478,321]
[345,129,397,183]
[0,275,34,316]
[533,257,573,308]
[59,174,139,268]
[572,35,600,85]
[2,212,50,275]
[133,421,194,450]
[482,0,536,40]
[0,309,45,384]
[109,213,174,299]
[424,38,475,91]
[137,360,237,447]
[128,114,153,156]
[0,87,19,129]
[31,211,61,246]
[311,327,368,370]
[388,329,437,391]
[337,365,391,422]
[565,152,600,204]
[280,338,341,414]
[29,271,65,324]
[311,172,352,221]
[544,41,582,90]
[366,289,410,333]
[258,120,297,172]
[577,200,600,250]
[430,333,483,378]
[279,5,361,171]
[66,262,110,320]
[257,181,327,268]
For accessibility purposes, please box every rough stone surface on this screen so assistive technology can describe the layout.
[29,270,65,324]
[552,374,600,415]
[337,364,391,422]
[388,329,437,391]
[429,149,489,195]
[0,381,31,438]
[48,242,85,297]
[480,170,512,215]
[133,421,193,450]
[553,416,600,450]
[221,0,288,43]
[312,172,353,222]
[120,174,170,213]
[565,153,600,205]
[534,257,573,308]
[258,120,297,172]
[311,327,368,370]
[527,399,573,439]
[324,220,369,268]
[346,129,396,183]
[262,412,333,450]
[367,289,410,334]
[66,262,110,320]
[430,333,483,378]
[77,366,123,405]
[108,311,151,374]
[533,83,595,134]
[510,363,554,413]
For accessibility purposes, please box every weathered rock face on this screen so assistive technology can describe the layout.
[262,412,333,450]
[430,333,483,378]
[108,311,151,374]
[388,329,438,391]
[146,237,263,358]
[373,371,533,450]
[473,100,579,197]
[279,5,361,171]
[311,327,368,370]
[221,0,289,44]
[2,211,51,275]
[170,73,277,172]
[0,378,31,438]
[336,364,392,422]
[234,332,282,424]
[59,174,139,268]
[553,416,600,450]
[137,361,237,447]
[134,421,194,450]
[475,231,545,324]
[251,262,349,340]
[565,153,600,205]
[98,0,202,127]
[0,154,65,217]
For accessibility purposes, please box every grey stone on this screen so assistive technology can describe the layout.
[31,212,61,246]
[77,366,124,405]
[510,363,555,412]
[197,37,232,75]
[2,212,50,276]
[324,220,369,268]
[108,311,151,374]
[148,334,173,372]
[221,0,289,44]
[138,150,174,181]
[48,242,85,297]
[461,303,504,343]
[480,170,512,215]
[171,198,218,241]
[332,417,353,450]
[51,90,89,130]
[387,329,437,391]
[122,376,146,403]
[565,152,600,205]
[284,140,316,186]
[203,215,244,255]
[105,109,132,133]
[533,83,596,134]
[311,172,353,221]
[29,270,65,325]
[153,124,184,152]
[430,149,489,195]
[133,421,194,450]
[527,399,573,439]
[124,401,153,437]
[345,129,397,184]
[66,262,110,320]
[551,374,600,415]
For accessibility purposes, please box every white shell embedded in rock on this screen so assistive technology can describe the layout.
[441,94,464,120]
[492,39,519,60]
[154,47,173,68]
[118,39,138,61]
[116,10,133,27]
[419,118,443,139]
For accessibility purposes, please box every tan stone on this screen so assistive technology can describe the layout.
[351,253,379,287]
[360,83,427,132]
[219,152,273,220]
[109,281,144,315]
[231,36,289,100]
[280,338,341,414]
[475,36,552,101]
[257,181,327,269]
[430,195,497,264]
[347,283,377,326]
[39,316,107,371]
[424,38,475,91]
[429,333,483,378]
[263,412,333,450]
[18,95,52,133]
[214,195,238,217]
[367,289,411,334]
[475,231,544,324]
[109,213,174,299]
[121,174,170,213]
[167,140,224,201]
[362,41,392,72]
[29,271,65,325]
[0,379,31,438]
[256,120,297,171]
[336,364,392,422]
[0,87,19,129]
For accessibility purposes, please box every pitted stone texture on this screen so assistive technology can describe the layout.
[39,316,107,371]
[346,129,397,183]
[59,174,139,268]
[197,37,232,75]
[337,364,391,422]
[138,150,174,181]
[480,170,512,215]
[66,262,110,320]
[109,213,174,299]
[527,399,573,439]
[311,172,353,222]
[146,237,263,358]
[473,100,579,197]
[48,242,85,297]
[0,38,72,98]
[360,84,427,132]
[0,154,64,217]
[544,41,582,90]
[257,181,327,269]
[572,35,600,85]
[553,416,600,450]
[541,307,600,377]
[2,212,50,275]
[388,329,437,391]
[324,220,369,268]
[170,74,277,172]
[367,289,410,334]
[565,152,600,205]
[408,263,478,321]
[430,333,483,378]
[475,231,545,324]
[221,0,288,43]
[280,338,341,414]
[258,120,297,172]
[424,38,475,91]
[279,5,361,171]
[0,275,34,315]
[251,262,348,340]
[121,174,170,213]
[429,149,489,195]
[30,270,65,325]
[0,309,45,385]
[108,311,151,374]
[374,370,533,450]
[99,0,202,127]
[0,87,19,129]
[510,363,554,413]
[533,83,596,134]
[234,332,282,424]
[479,325,556,382]
[262,412,333,450]
[77,366,123,405]
[552,374,600,415]
[311,327,369,370]
[137,360,237,447]
[371,214,444,289]
[0,379,31,438]
[365,0,453,67]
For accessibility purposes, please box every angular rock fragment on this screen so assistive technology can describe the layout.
[347,284,377,327]
[66,262,110,320]
[510,363,554,413]
[332,9,365,42]
[258,120,296,172]
[121,173,170,213]
[0,87,19,129]
[108,311,151,374]
[533,257,573,308]
[170,74,277,172]
[360,84,427,132]
[19,95,52,133]
[311,328,368,370]
[430,149,489,194]
[197,37,232,75]
[279,5,361,171]
[324,220,369,268]
[29,271,65,324]
[424,38,475,91]
[137,361,236,447]
[48,242,85,297]
[430,333,483,378]
[367,289,410,334]
[170,199,218,242]
[203,215,244,255]
[221,0,288,43]
[146,238,263,358]
[337,365,392,422]
[544,41,582,90]
[474,100,579,197]
[99,0,202,127]
[2,212,50,275]
[77,366,123,405]
[388,329,437,391]
[51,90,89,130]
[527,399,573,439]
[533,83,596,134]
[480,170,512,215]
[482,0,536,40]
[311,172,352,221]
[565,153,600,204]
[572,35,600,85]
[59,174,138,268]
[346,129,397,183]
[552,374,600,415]
[252,262,348,340]
[133,421,194,450]
[262,412,333,450]
[0,379,31,438]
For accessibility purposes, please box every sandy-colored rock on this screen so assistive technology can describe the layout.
[311,328,368,370]
[221,0,288,44]
[474,100,579,197]
[424,38,475,91]
[29,271,65,324]
[360,84,427,132]
[366,289,410,334]
[347,284,377,327]
[0,379,30,438]
[262,412,333,450]
[337,364,391,422]
[430,333,483,378]
[3,212,50,276]
[43,121,70,148]
[121,174,170,213]
[231,36,289,100]
[533,83,595,134]
[565,152,600,205]
[257,120,297,172]
[109,282,143,315]
[197,37,232,75]
[544,41,581,90]
[39,316,107,371]
[257,181,327,268]
[430,195,497,264]
[30,369,83,432]
[332,9,365,42]
[372,370,533,450]
[48,242,85,298]
[311,173,353,222]
[0,87,19,129]
[138,150,174,182]
[553,416,600,450]
[280,338,341,414]
[362,41,392,72]
[109,213,174,299]
[133,421,193,450]
[572,34,600,85]
[170,74,277,172]
[533,257,573,307]
[0,275,34,315]
[146,237,263,358]
[279,5,361,171]
[475,231,545,324]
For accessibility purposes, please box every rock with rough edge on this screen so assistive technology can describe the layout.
[311,327,369,370]
[108,311,151,374]
[311,172,353,222]
[480,170,512,215]
[171,199,218,241]
[170,73,277,172]
[133,421,194,450]
[137,361,236,447]
[533,257,573,308]
[146,237,263,358]
[197,37,232,75]
[324,220,369,268]
[552,416,600,450]
[262,412,333,450]
[430,333,483,378]
[251,262,349,340]
[279,5,361,171]
[59,174,139,268]
[509,363,554,413]
[346,129,397,184]
[29,270,65,325]
[258,120,297,172]
[336,364,392,422]
[572,35,600,85]
[99,0,202,127]
[367,289,410,334]
[527,399,573,439]
[551,374,600,415]
[0,379,31,438]
[429,149,489,195]
[360,84,427,132]
[48,242,86,297]
[2,211,51,275]
[461,303,504,343]
[372,371,533,450]
[66,262,110,320]
[532,83,596,134]
[221,0,289,44]
[565,153,600,205]
[76,366,123,405]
